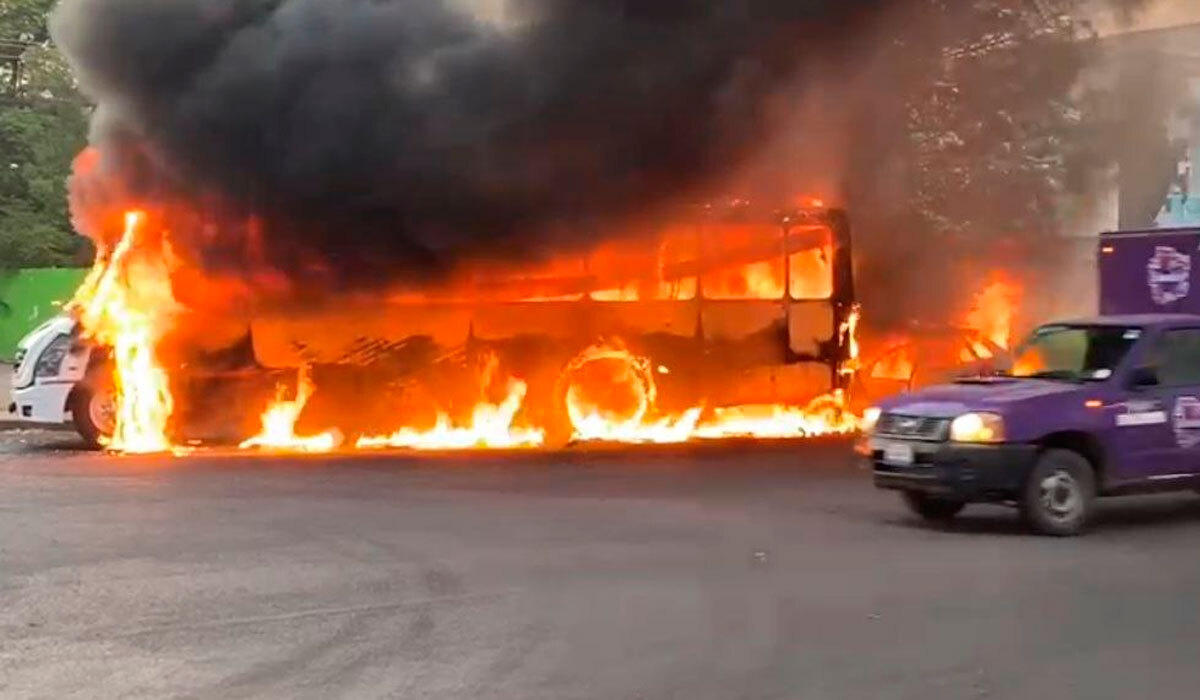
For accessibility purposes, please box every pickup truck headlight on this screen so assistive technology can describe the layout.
[950,412,1005,443]
[33,333,71,379]
[861,407,881,433]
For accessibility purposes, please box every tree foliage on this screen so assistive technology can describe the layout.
[0,0,89,269]
[844,0,1170,326]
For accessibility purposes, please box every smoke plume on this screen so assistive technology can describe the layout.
[50,0,896,297]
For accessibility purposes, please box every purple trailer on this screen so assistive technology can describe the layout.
[864,227,1200,535]
[1100,227,1200,313]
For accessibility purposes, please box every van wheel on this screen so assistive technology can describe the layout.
[1020,449,1095,537]
[70,383,116,450]
[902,492,965,521]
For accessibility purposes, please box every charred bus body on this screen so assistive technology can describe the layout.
[12,203,858,446]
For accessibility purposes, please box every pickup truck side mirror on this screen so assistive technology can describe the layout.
[1129,366,1160,389]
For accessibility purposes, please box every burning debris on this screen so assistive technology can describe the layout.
[240,366,341,452]
[354,352,545,450]
[855,274,1023,400]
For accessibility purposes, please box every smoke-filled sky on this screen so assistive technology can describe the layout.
[50,0,897,294]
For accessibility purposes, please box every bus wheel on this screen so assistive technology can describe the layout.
[71,382,116,450]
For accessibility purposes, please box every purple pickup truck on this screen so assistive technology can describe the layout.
[866,226,1200,535]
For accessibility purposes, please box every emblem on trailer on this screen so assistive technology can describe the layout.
[1173,396,1200,448]
[1147,246,1191,305]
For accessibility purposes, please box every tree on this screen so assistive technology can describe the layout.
[840,0,1162,328]
[0,0,89,269]
[0,0,56,40]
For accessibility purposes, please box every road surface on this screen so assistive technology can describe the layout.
[3,433,1200,699]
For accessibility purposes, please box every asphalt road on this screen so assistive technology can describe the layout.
[4,435,1200,699]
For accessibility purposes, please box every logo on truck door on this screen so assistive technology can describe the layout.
[1115,399,1167,427]
[1147,246,1192,305]
[1173,396,1200,448]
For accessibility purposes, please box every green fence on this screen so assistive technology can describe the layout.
[0,269,88,362]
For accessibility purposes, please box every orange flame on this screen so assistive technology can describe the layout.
[562,342,858,443]
[839,306,862,378]
[691,391,859,439]
[560,342,698,443]
[70,211,177,454]
[965,279,1019,352]
[870,345,915,381]
[356,353,544,450]
[240,367,341,452]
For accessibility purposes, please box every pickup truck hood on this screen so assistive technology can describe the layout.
[879,377,1084,418]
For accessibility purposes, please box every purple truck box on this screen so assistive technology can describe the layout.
[866,227,1200,535]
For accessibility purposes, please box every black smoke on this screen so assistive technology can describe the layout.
[50,0,896,295]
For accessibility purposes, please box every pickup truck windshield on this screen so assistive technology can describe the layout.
[1010,325,1141,382]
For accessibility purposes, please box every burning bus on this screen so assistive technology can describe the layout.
[9,201,860,450]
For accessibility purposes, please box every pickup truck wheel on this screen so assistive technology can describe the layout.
[902,492,965,521]
[1020,449,1095,537]
[70,382,116,450]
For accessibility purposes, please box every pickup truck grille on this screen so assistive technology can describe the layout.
[876,413,949,441]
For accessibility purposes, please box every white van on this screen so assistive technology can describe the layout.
[7,316,112,447]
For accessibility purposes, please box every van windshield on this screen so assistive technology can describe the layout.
[1010,325,1141,382]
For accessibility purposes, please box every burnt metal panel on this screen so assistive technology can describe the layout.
[251,304,473,368]
[701,299,785,341]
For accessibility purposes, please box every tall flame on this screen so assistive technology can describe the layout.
[838,305,862,379]
[240,366,341,452]
[965,278,1020,356]
[70,211,176,453]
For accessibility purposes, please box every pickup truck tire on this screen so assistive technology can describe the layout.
[70,381,116,450]
[1020,449,1096,537]
[902,492,966,521]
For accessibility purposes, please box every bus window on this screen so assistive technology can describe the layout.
[787,225,834,300]
[470,255,589,302]
[703,222,786,300]
[589,227,698,301]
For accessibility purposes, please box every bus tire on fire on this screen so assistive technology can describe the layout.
[69,371,116,450]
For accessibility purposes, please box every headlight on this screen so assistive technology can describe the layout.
[33,333,71,379]
[950,412,1005,443]
[861,407,882,433]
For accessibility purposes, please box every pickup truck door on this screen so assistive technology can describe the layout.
[1129,328,1200,481]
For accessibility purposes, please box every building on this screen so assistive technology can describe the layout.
[1103,21,1200,229]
